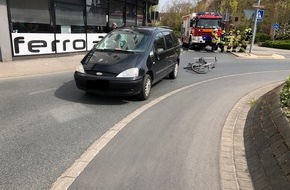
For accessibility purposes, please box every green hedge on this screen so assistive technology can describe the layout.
[280,76,290,118]
[255,33,271,43]
[261,40,290,50]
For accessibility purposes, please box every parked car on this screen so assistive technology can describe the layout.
[74,26,180,100]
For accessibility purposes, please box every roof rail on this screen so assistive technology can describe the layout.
[158,26,172,29]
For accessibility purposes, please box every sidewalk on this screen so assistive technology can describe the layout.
[0,53,85,79]
[231,45,287,59]
[0,45,288,79]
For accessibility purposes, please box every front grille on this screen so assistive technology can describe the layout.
[200,32,211,37]
[85,70,116,77]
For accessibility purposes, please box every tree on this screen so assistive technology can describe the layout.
[158,0,290,39]
[220,0,238,14]
[159,1,195,33]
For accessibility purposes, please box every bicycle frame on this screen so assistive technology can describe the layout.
[184,57,217,74]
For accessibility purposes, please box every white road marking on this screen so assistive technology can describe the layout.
[28,87,57,95]
[49,70,290,190]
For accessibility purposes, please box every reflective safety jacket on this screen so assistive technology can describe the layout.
[211,31,219,44]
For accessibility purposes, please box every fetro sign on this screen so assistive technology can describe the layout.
[11,33,106,56]
[14,37,86,53]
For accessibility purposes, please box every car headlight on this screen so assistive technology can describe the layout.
[76,64,85,73]
[117,68,139,78]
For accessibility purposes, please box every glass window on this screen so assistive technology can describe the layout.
[190,19,196,27]
[154,32,165,51]
[86,0,108,33]
[95,29,150,53]
[10,0,52,33]
[197,19,220,29]
[109,0,125,27]
[126,4,136,26]
[55,0,85,33]
[171,32,179,46]
[137,6,144,26]
[163,31,173,49]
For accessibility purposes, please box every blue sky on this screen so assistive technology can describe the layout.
[157,0,166,12]
[157,0,197,12]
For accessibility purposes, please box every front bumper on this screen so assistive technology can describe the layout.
[191,36,213,47]
[74,71,143,96]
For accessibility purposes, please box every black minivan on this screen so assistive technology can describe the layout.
[74,26,180,100]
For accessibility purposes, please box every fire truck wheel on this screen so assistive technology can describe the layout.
[182,42,189,49]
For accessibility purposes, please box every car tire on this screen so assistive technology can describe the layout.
[169,62,179,79]
[138,74,152,100]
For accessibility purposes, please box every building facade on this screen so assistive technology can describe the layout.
[0,0,158,62]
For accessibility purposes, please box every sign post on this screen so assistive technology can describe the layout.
[249,0,262,53]
[273,23,279,41]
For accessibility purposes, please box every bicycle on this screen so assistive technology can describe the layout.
[183,57,217,74]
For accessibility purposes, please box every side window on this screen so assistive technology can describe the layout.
[163,31,174,49]
[171,32,179,46]
[154,32,166,51]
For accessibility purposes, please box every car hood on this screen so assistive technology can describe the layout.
[83,50,143,73]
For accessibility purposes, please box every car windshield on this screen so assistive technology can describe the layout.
[95,29,150,53]
[196,19,220,29]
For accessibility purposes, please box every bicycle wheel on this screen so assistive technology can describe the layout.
[191,63,209,74]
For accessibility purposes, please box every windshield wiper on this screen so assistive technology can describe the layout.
[97,48,135,54]
[96,48,115,52]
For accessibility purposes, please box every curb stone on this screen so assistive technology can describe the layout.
[219,82,283,190]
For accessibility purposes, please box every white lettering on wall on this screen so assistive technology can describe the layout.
[12,33,107,56]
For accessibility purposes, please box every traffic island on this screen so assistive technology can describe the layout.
[245,85,290,189]
[231,52,285,59]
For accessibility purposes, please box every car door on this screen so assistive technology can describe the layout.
[151,32,168,81]
[163,31,179,72]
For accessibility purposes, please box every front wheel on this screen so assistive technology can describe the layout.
[192,63,209,74]
[169,63,179,79]
[138,74,152,100]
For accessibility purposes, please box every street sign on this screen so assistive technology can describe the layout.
[256,10,264,20]
[244,9,255,20]
[252,4,265,9]
[273,23,279,30]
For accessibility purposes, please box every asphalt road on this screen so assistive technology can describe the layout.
[1,50,290,190]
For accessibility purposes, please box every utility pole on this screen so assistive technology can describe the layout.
[249,0,261,53]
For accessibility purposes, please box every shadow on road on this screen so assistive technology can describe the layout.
[54,80,143,105]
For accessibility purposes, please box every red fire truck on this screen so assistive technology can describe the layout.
[181,12,223,49]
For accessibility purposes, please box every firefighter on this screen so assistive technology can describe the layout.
[211,28,219,52]
[239,28,253,52]
[232,30,241,52]
[218,30,226,52]
[226,30,235,52]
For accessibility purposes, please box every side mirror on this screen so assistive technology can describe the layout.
[190,19,194,27]
[155,48,164,60]
[156,48,164,54]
